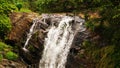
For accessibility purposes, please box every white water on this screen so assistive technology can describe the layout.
[23,19,38,52]
[23,14,85,68]
[39,16,85,68]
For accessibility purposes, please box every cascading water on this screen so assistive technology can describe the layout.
[23,18,38,52]
[39,16,85,68]
[23,14,85,68]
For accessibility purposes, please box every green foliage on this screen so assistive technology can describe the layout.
[0,54,3,61]
[36,0,85,13]
[36,0,60,12]
[0,0,31,13]
[5,51,18,60]
[13,0,32,12]
[16,3,22,11]
[28,0,37,11]
[82,40,120,68]
[0,0,16,14]
[0,42,18,60]
[0,14,12,38]
[17,8,31,12]
[85,20,95,31]
[81,39,120,68]
[35,0,120,13]
[0,42,12,51]
[0,0,17,38]
[82,40,91,48]
[28,45,35,52]
[97,45,115,68]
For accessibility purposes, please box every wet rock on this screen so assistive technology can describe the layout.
[0,59,26,68]
[8,12,39,42]
[6,12,43,65]
[6,13,99,68]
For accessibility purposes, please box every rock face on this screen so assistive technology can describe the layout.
[0,59,26,68]
[8,12,38,42]
[7,12,96,68]
[7,12,44,65]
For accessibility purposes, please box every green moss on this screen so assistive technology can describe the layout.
[81,38,120,68]
[5,51,18,60]
[0,42,12,51]
[83,44,120,68]
[97,45,115,68]
[85,20,95,31]
[16,3,22,11]
[82,40,91,48]
[20,8,31,12]
[28,45,35,52]
[0,14,12,38]
[0,54,3,61]
[0,42,18,60]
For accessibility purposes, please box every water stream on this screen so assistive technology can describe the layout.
[23,19,38,52]
[23,14,85,68]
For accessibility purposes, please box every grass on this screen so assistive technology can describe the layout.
[0,42,18,60]
[5,51,18,60]
[81,40,120,68]
[14,8,32,13]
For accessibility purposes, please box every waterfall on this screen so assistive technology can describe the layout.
[39,16,85,68]
[23,18,38,52]
[23,14,85,68]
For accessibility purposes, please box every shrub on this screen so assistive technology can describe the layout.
[0,42,18,60]
[36,0,84,13]
[5,51,18,60]
[0,0,16,38]
[0,0,16,14]
[0,14,12,38]
[85,20,95,31]
[0,42,12,51]
[16,3,22,11]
